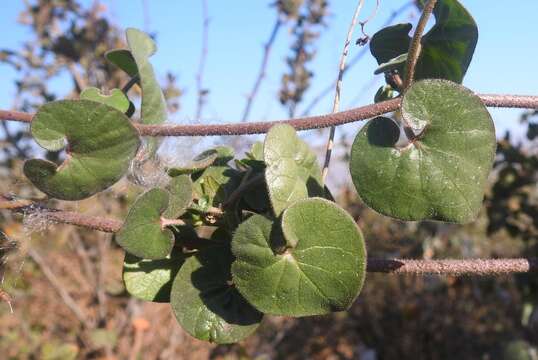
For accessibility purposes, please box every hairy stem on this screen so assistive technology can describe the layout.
[1,94,537,136]
[403,0,438,90]
[322,0,365,184]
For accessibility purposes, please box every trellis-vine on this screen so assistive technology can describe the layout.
[1,0,538,345]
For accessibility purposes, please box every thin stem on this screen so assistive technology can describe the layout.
[160,218,186,229]
[195,0,210,122]
[367,258,538,276]
[322,0,365,184]
[300,1,415,117]
[241,17,283,122]
[121,74,140,94]
[1,94,537,136]
[403,0,438,90]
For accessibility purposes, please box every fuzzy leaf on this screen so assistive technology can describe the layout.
[123,248,184,302]
[80,87,130,113]
[168,147,235,177]
[374,53,408,75]
[23,100,140,200]
[232,198,367,316]
[163,175,193,219]
[193,166,241,206]
[350,79,495,223]
[264,124,323,216]
[116,188,174,259]
[170,245,262,344]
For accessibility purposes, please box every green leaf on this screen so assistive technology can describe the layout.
[23,100,140,200]
[374,85,396,103]
[105,49,138,77]
[350,79,495,223]
[167,147,235,177]
[163,175,193,219]
[369,0,478,83]
[374,53,408,75]
[231,198,367,316]
[370,23,412,67]
[193,166,241,206]
[264,124,323,216]
[170,245,262,344]
[80,87,130,113]
[123,248,184,302]
[116,188,174,259]
[126,28,167,155]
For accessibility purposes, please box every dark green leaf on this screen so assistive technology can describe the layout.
[350,79,495,223]
[193,166,241,206]
[370,23,412,66]
[23,100,140,200]
[123,248,184,302]
[264,124,323,216]
[374,85,396,103]
[116,188,174,259]
[374,53,408,75]
[105,49,138,77]
[80,87,130,113]
[232,198,367,316]
[170,245,262,344]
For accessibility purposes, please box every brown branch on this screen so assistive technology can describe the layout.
[403,0,438,90]
[4,198,538,276]
[322,0,365,183]
[195,0,210,122]
[241,17,283,122]
[367,258,538,276]
[1,94,538,137]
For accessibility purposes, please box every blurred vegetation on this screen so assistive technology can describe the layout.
[1,1,537,359]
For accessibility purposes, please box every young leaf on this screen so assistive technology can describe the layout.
[231,198,367,317]
[80,87,130,113]
[163,175,193,219]
[23,100,140,200]
[125,28,167,155]
[123,248,184,302]
[193,166,241,206]
[349,79,496,223]
[374,53,408,75]
[116,188,175,259]
[167,147,235,177]
[170,245,262,344]
[369,0,478,83]
[105,49,138,77]
[264,124,323,216]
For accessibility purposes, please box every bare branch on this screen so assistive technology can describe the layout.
[403,0,438,90]
[322,0,365,183]
[241,17,283,122]
[1,94,537,136]
[195,0,210,122]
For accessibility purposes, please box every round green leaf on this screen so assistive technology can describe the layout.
[116,188,174,259]
[123,248,184,302]
[170,245,262,344]
[163,175,193,219]
[232,198,367,317]
[264,124,323,216]
[80,87,130,113]
[23,100,140,200]
[350,79,495,223]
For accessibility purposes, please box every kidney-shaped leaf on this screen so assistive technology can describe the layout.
[350,79,495,223]
[171,245,262,344]
[23,100,140,200]
[123,248,184,302]
[264,124,323,216]
[80,87,130,113]
[369,0,477,83]
[116,188,175,259]
[232,198,367,317]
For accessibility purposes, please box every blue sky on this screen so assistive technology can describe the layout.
[1,1,537,141]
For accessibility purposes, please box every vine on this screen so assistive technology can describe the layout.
[1,0,537,345]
